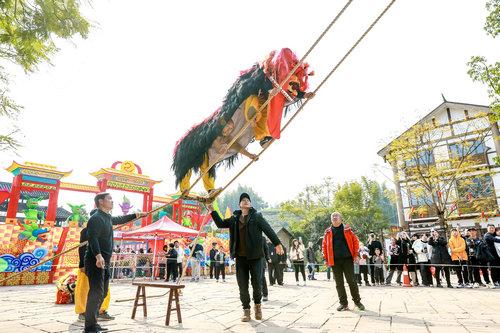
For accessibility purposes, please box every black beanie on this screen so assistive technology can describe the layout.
[239,192,251,203]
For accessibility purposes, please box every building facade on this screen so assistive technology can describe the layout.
[378,101,500,233]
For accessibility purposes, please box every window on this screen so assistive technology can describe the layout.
[408,189,433,207]
[449,140,485,158]
[406,150,434,167]
[457,175,493,199]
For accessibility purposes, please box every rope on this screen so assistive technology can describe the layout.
[221,0,397,192]
[187,0,353,192]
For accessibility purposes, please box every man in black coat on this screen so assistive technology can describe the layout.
[484,224,500,286]
[84,193,146,333]
[267,240,280,285]
[209,242,217,279]
[208,193,283,322]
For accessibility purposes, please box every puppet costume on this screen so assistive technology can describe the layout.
[172,48,312,196]
[55,272,77,304]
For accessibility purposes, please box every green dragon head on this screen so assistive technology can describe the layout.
[26,196,44,209]
[67,203,85,214]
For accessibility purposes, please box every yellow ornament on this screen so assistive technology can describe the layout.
[120,161,137,173]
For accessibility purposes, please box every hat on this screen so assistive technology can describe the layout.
[239,193,251,203]
[467,227,477,231]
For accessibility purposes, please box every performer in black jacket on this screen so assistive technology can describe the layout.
[208,193,283,322]
[84,193,146,333]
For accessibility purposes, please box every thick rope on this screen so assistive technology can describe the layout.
[221,0,397,192]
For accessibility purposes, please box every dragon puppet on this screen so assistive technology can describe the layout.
[172,48,314,199]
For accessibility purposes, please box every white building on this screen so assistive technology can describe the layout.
[378,101,500,233]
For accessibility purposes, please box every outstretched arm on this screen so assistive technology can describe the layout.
[112,213,145,226]
[207,206,233,228]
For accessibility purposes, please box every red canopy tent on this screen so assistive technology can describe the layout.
[117,216,204,279]
[120,215,201,238]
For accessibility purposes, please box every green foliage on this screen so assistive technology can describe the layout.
[0,0,90,150]
[217,184,269,212]
[467,56,500,116]
[467,1,499,135]
[332,177,394,241]
[485,0,500,37]
[279,177,394,243]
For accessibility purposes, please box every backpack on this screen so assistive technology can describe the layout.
[476,240,494,262]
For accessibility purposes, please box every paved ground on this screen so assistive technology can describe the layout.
[2,272,500,333]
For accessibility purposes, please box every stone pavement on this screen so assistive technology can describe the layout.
[2,272,500,333]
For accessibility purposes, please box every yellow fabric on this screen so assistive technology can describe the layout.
[449,236,468,261]
[180,154,215,193]
[244,95,270,140]
[74,269,110,314]
[224,207,232,219]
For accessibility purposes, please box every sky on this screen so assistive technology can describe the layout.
[0,0,498,213]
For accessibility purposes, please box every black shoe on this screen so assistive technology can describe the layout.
[259,136,273,147]
[365,282,371,286]
[447,284,454,288]
[336,304,349,311]
[436,284,443,288]
[355,302,365,311]
[95,326,109,331]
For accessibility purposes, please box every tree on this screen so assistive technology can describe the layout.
[279,177,336,242]
[217,184,269,212]
[279,177,393,243]
[467,1,499,120]
[0,0,90,151]
[386,117,494,229]
[332,177,394,242]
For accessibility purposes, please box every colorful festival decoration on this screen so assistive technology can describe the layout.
[18,221,48,242]
[172,48,313,195]
[23,196,46,221]
[55,271,77,304]
[0,247,51,273]
[119,195,134,215]
[0,160,202,285]
[66,203,87,227]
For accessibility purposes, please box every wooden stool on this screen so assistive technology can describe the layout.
[131,281,185,326]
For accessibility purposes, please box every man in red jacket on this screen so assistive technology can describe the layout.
[322,212,365,311]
